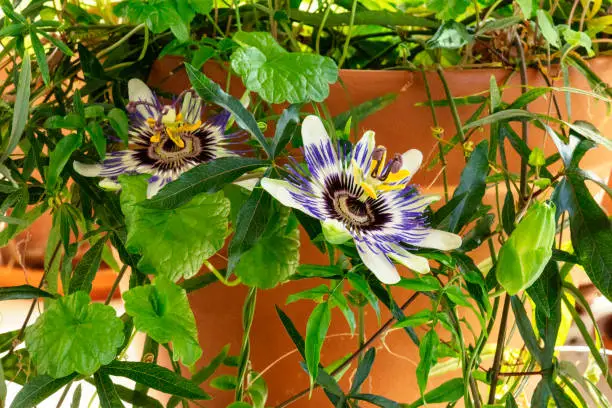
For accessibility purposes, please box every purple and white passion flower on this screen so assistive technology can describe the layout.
[260,115,461,284]
[74,79,240,198]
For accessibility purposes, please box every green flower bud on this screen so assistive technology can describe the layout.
[322,219,352,245]
[496,201,556,295]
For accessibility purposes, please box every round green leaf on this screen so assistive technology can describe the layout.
[25,291,124,378]
[119,175,230,281]
[234,214,300,289]
[230,32,338,104]
[123,278,202,366]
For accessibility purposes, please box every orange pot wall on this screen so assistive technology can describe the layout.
[148,59,612,408]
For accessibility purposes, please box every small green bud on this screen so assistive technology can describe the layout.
[322,219,352,245]
[533,178,551,189]
[528,147,546,167]
[496,201,556,295]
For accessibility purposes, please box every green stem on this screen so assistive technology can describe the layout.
[236,287,257,401]
[357,304,365,369]
[203,260,241,287]
[234,0,243,31]
[514,34,529,203]
[337,0,358,69]
[421,68,449,202]
[315,6,332,55]
[436,65,467,155]
[96,23,145,59]
[104,264,129,306]
[487,294,511,404]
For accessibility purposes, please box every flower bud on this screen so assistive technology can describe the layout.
[496,201,556,295]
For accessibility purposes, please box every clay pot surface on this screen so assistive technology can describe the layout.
[147,57,612,407]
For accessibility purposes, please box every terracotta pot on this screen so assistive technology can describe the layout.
[147,57,612,407]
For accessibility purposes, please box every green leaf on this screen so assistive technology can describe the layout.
[112,383,163,408]
[227,184,273,273]
[426,0,470,21]
[107,108,129,144]
[1,54,30,166]
[185,64,272,156]
[189,0,213,14]
[123,278,202,366]
[516,0,533,18]
[536,10,560,48]
[351,394,401,408]
[234,213,300,289]
[350,348,375,394]
[554,174,612,300]
[30,31,50,85]
[230,31,338,104]
[305,302,331,389]
[227,403,251,408]
[286,285,330,304]
[407,378,464,407]
[142,157,269,209]
[210,375,237,390]
[333,93,397,132]
[119,175,229,281]
[192,344,230,384]
[347,273,380,321]
[44,114,85,130]
[501,190,515,235]
[271,104,301,157]
[416,330,438,393]
[101,361,210,399]
[24,291,124,377]
[394,310,436,329]
[426,20,472,50]
[526,261,561,318]
[396,276,442,291]
[87,122,107,159]
[446,140,489,233]
[46,133,82,191]
[70,384,82,408]
[94,371,125,408]
[9,373,78,408]
[0,285,55,301]
[69,237,106,295]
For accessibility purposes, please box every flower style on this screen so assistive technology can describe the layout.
[74,79,239,198]
[261,115,462,284]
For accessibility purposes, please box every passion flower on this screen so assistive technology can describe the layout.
[261,115,462,284]
[74,79,241,198]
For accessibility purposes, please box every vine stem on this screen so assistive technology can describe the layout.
[421,68,449,202]
[203,259,241,286]
[515,33,529,203]
[274,292,420,408]
[337,0,358,69]
[8,240,61,355]
[104,264,129,306]
[236,287,257,401]
[487,294,511,404]
[95,23,145,59]
[436,65,467,150]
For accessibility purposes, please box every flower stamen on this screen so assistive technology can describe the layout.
[146,112,202,148]
[354,146,411,200]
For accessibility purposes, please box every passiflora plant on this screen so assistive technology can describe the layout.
[1,0,612,407]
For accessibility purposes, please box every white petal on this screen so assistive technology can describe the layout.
[353,130,375,168]
[261,178,310,215]
[73,161,102,177]
[416,229,462,251]
[128,78,156,118]
[162,106,176,123]
[322,219,352,245]
[400,149,423,178]
[232,178,258,191]
[301,115,331,148]
[389,249,430,274]
[180,92,202,124]
[356,244,400,284]
[146,176,165,199]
